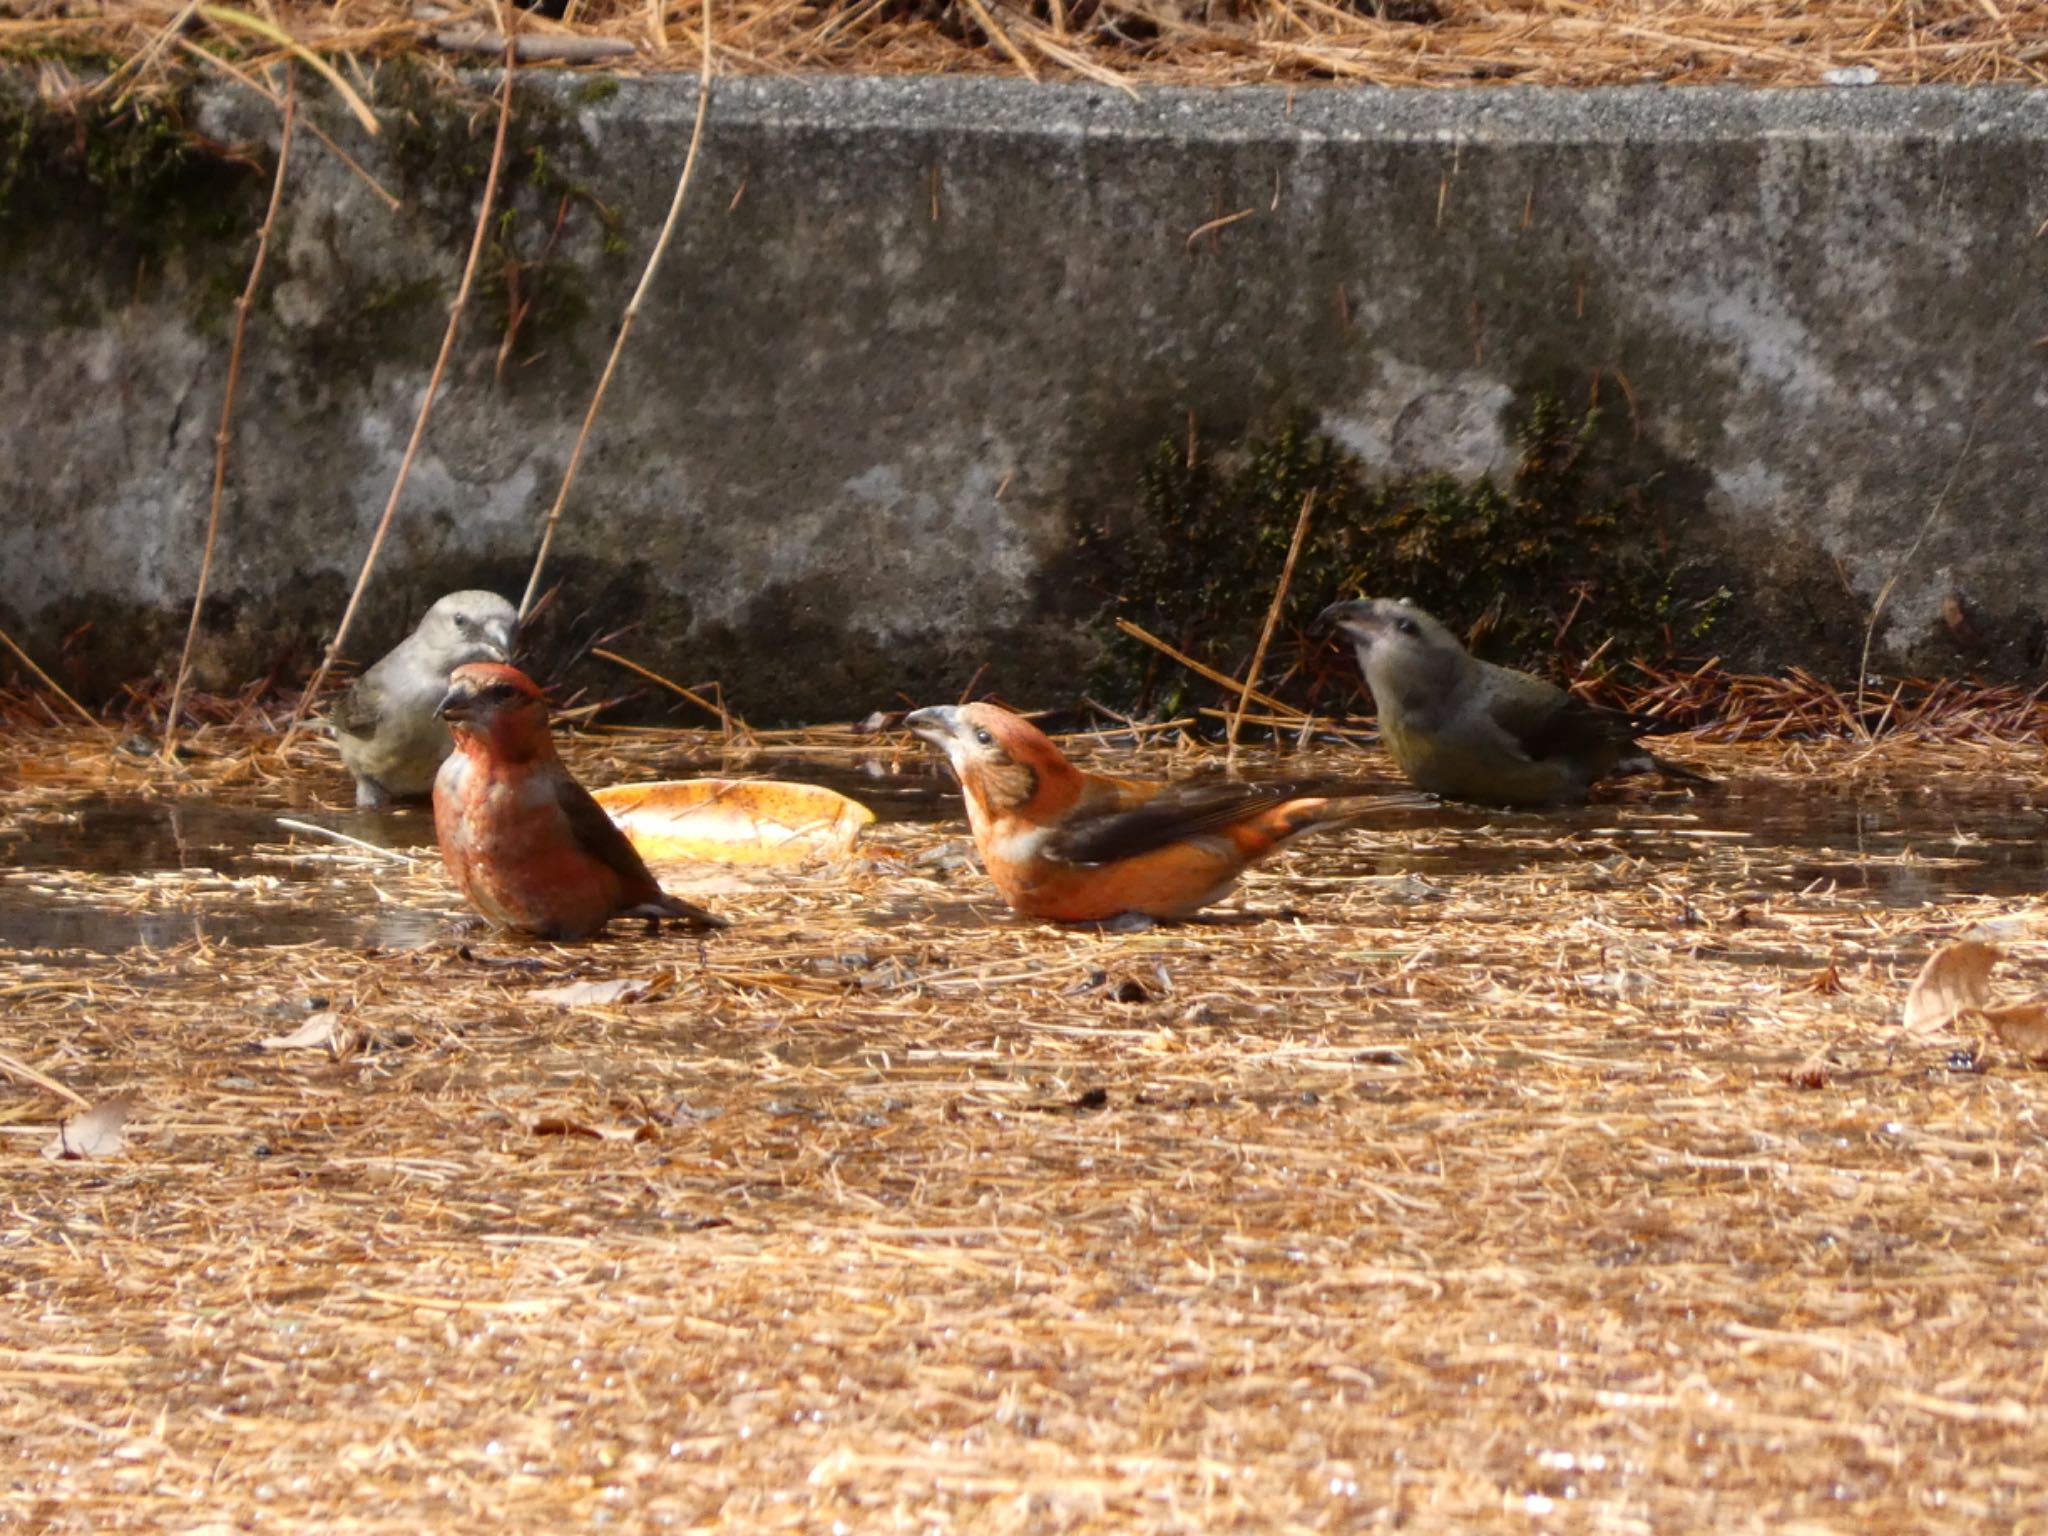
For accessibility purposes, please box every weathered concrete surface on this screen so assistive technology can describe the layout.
[3,74,2046,719]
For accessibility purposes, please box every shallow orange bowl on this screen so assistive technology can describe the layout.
[592,778,877,868]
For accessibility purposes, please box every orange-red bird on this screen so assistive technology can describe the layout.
[432,663,727,940]
[905,702,1414,923]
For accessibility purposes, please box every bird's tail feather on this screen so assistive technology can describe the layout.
[1279,791,1436,839]
[626,894,730,929]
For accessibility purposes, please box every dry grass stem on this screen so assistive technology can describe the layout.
[519,0,718,620]
[1116,617,1303,720]
[6,716,2048,1531]
[24,0,2048,97]
[177,36,402,209]
[590,646,753,743]
[163,80,296,760]
[1854,414,1977,739]
[1228,487,1315,757]
[0,626,117,742]
[281,41,518,747]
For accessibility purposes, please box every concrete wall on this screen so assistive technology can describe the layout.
[3,73,2045,719]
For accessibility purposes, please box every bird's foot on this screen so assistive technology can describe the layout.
[1063,913,1160,934]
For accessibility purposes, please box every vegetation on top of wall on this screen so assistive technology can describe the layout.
[1091,396,1730,718]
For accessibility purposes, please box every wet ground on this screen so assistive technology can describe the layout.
[2,750,2041,954]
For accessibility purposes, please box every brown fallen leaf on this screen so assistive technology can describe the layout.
[260,1011,344,1051]
[530,1117,657,1143]
[1902,940,1998,1034]
[529,977,663,1008]
[1980,1001,2048,1063]
[41,1095,135,1161]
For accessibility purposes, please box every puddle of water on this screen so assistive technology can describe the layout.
[1,771,2040,956]
[1369,778,2048,902]
[0,799,444,954]
[0,899,446,954]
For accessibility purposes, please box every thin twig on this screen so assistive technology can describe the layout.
[0,1052,92,1111]
[164,82,297,760]
[1227,489,1316,759]
[518,0,717,619]
[1855,414,1977,740]
[955,0,1040,79]
[275,817,421,866]
[0,623,116,742]
[591,646,750,739]
[177,38,400,211]
[281,48,518,748]
[429,28,636,60]
[1114,619,1302,720]
[101,0,201,104]
[195,5,380,134]
[1185,207,1257,249]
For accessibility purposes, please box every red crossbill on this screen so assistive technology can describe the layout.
[1321,596,1711,806]
[332,590,518,808]
[432,663,727,940]
[905,702,1413,923]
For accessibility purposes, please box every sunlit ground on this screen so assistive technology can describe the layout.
[4,723,2046,1533]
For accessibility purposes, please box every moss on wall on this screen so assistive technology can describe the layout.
[378,58,626,366]
[0,81,267,322]
[1092,397,1730,716]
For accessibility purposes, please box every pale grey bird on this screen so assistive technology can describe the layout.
[1320,596,1711,807]
[331,590,518,808]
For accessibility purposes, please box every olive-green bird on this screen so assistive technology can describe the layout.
[330,590,518,808]
[1320,597,1711,807]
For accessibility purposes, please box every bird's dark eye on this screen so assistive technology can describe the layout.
[973,727,994,746]
[1396,617,1421,637]
[483,683,520,704]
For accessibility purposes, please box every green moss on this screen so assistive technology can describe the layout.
[1092,397,1728,716]
[572,76,622,105]
[0,81,267,306]
[378,59,626,365]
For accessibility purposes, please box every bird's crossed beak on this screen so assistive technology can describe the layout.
[1318,598,1383,643]
[434,683,475,723]
[903,705,959,746]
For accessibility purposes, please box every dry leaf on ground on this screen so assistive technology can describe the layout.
[40,1095,134,1161]
[529,976,664,1008]
[1981,1001,2048,1063]
[530,1117,658,1143]
[1901,940,1999,1033]
[260,1011,344,1050]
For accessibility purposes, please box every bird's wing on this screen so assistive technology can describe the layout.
[1046,777,1373,866]
[562,780,729,928]
[556,775,660,891]
[328,678,381,741]
[1478,669,1641,764]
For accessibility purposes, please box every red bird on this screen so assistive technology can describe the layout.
[905,702,1414,923]
[431,663,727,940]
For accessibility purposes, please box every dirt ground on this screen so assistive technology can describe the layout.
[3,722,2047,1532]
